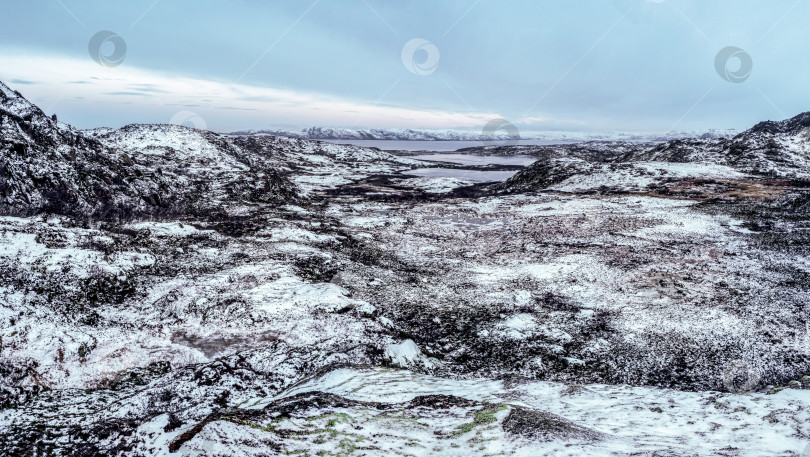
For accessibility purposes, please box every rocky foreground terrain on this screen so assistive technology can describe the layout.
[1,80,809,456]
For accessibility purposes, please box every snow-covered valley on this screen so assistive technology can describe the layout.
[2,81,810,456]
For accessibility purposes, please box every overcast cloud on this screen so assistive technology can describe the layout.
[0,0,807,132]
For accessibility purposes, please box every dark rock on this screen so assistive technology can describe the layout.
[502,406,605,442]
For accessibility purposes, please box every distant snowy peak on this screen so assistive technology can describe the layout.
[230,126,739,142]
[231,127,506,141]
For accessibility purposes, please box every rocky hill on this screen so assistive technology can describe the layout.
[495,112,810,194]
[0,81,424,222]
[0,81,151,218]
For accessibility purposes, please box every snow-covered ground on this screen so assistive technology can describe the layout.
[134,367,810,457]
[3,82,810,456]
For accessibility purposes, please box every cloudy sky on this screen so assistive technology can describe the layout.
[0,0,807,133]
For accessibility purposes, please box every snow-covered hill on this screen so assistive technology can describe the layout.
[0,81,146,217]
[495,112,810,194]
[0,81,428,220]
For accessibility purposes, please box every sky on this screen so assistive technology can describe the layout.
[0,0,807,133]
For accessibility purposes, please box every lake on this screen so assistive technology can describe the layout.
[411,153,537,166]
[320,139,578,152]
[405,168,519,182]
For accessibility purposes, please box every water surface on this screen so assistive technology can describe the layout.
[412,153,537,166]
[320,139,577,152]
[406,168,518,182]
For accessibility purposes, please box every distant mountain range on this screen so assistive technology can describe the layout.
[229,126,739,143]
